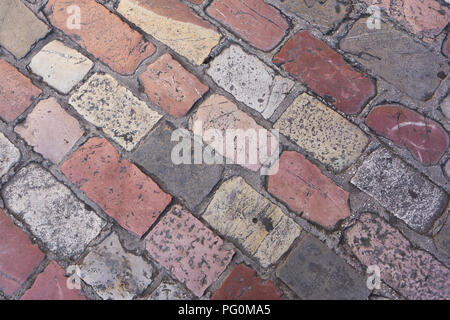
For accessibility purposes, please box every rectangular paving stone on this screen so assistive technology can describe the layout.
[61,137,171,237]
[203,176,301,268]
[45,0,155,74]
[0,0,50,59]
[146,205,234,297]
[29,40,93,94]
[117,0,221,65]
[273,31,375,114]
[274,93,369,172]
[340,18,448,101]
[345,213,450,300]
[0,208,44,297]
[1,164,106,259]
[351,148,448,233]
[0,132,20,178]
[277,235,370,300]
[208,45,294,119]
[69,73,162,151]
[14,97,84,164]
[206,0,288,51]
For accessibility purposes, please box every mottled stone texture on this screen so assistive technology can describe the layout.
[434,213,450,260]
[0,132,20,178]
[149,280,193,300]
[345,213,450,300]
[146,205,234,297]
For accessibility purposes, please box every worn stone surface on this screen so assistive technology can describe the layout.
[345,213,450,300]
[131,122,223,210]
[206,0,288,51]
[203,177,301,268]
[366,105,449,165]
[341,18,448,101]
[208,45,294,119]
[139,53,209,118]
[268,151,350,230]
[441,94,450,120]
[117,0,221,65]
[0,59,42,122]
[79,233,153,300]
[351,148,448,233]
[0,0,49,58]
[15,97,84,164]
[443,34,450,58]
[29,41,93,94]
[434,213,450,261]
[69,73,162,151]
[0,208,44,297]
[149,279,193,300]
[277,235,370,300]
[273,31,375,114]
[274,93,369,172]
[2,164,105,259]
[0,132,20,178]
[61,138,171,237]
[146,205,234,297]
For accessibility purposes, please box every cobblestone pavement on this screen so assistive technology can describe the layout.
[0,0,449,300]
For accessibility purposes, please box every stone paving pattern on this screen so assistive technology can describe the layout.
[0,0,448,300]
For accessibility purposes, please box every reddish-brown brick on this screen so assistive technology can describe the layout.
[443,34,450,58]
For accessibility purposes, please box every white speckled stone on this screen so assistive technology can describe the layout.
[0,132,20,178]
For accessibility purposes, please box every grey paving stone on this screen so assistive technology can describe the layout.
[434,213,450,260]
[0,132,20,178]
[148,279,193,300]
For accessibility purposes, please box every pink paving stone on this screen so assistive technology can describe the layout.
[146,205,234,297]
[0,208,44,297]
[345,213,450,300]
[139,53,209,118]
[206,0,288,51]
[14,97,84,164]
[366,105,449,165]
[0,59,41,122]
[273,31,375,114]
[267,151,350,230]
[21,261,85,300]
[187,0,205,4]
[60,137,171,237]
[443,34,450,58]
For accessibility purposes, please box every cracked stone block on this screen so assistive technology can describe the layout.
[1,164,106,259]
[0,59,42,122]
[340,18,448,101]
[277,235,370,300]
[0,132,20,178]
[206,0,288,51]
[79,233,153,300]
[148,279,193,300]
[434,213,450,261]
[146,205,234,297]
[207,45,294,119]
[69,73,162,151]
[203,176,301,268]
[351,148,448,233]
[274,93,369,172]
[29,40,93,94]
[345,213,450,300]
[61,137,171,237]
[0,208,44,297]
[366,104,449,165]
[267,151,350,230]
[0,0,50,59]
[117,0,221,65]
[14,97,84,164]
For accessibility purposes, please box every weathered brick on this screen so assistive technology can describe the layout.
[45,0,155,74]
[208,45,294,119]
[146,205,234,297]
[0,59,41,122]
[366,105,449,165]
[274,93,369,172]
[268,151,350,230]
[15,97,84,164]
[61,137,171,237]
[203,177,301,268]
[0,132,20,178]
[29,40,93,94]
[117,0,221,65]
[274,31,375,114]
[351,148,447,233]
[345,213,450,300]
[139,53,208,118]
[69,73,162,151]
[149,279,193,300]
[0,209,44,297]
[206,0,288,51]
